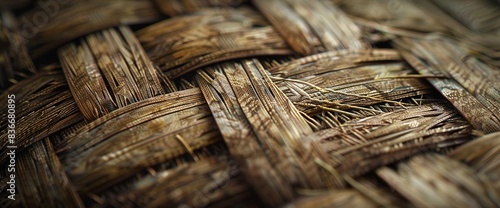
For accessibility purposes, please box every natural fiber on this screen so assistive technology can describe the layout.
[0,0,499,207]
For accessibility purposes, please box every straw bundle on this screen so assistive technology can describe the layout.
[0,0,499,207]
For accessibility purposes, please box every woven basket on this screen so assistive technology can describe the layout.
[1,0,499,207]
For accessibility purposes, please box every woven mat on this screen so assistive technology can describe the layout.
[1,0,499,207]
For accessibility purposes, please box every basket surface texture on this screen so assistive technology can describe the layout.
[1,0,499,207]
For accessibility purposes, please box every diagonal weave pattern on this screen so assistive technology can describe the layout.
[1,0,499,207]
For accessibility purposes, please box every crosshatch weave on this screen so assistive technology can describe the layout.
[1,0,499,207]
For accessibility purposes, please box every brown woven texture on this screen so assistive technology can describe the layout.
[1,0,499,207]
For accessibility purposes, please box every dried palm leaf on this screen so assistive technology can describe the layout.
[57,88,220,193]
[268,49,432,117]
[98,157,254,208]
[377,153,499,207]
[22,0,162,58]
[395,37,500,133]
[253,0,369,55]
[449,132,500,193]
[15,138,84,208]
[59,26,168,121]
[419,0,500,52]
[312,104,471,177]
[335,0,500,66]
[431,0,500,33]
[137,8,292,78]
[197,59,325,206]
[0,69,81,165]
[334,0,449,33]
